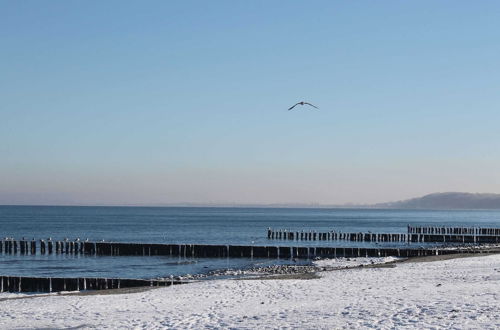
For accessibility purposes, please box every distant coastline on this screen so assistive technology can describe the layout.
[2,192,500,210]
[371,192,500,210]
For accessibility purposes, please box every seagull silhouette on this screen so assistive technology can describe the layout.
[288,101,319,111]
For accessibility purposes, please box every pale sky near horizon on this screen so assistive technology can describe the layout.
[1,1,500,206]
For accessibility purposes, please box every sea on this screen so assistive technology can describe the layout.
[1,206,499,279]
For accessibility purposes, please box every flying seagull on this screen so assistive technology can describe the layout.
[288,101,319,111]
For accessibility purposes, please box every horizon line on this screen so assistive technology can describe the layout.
[0,203,366,209]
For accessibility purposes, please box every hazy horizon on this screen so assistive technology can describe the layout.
[2,191,500,209]
[2,1,500,206]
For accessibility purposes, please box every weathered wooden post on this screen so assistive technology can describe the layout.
[20,240,26,254]
[30,240,36,254]
[48,240,53,254]
[40,240,46,254]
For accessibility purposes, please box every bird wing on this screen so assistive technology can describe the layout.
[288,103,300,110]
[304,102,319,109]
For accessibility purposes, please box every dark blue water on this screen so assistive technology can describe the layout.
[1,206,499,279]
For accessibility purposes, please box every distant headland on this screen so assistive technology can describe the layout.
[371,192,500,210]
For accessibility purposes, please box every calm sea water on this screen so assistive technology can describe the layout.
[1,206,499,279]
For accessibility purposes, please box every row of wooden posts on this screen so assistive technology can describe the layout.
[0,275,184,293]
[0,239,495,259]
[0,239,87,255]
[267,230,413,242]
[408,225,500,236]
[267,226,500,243]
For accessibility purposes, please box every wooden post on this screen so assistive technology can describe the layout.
[48,240,53,254]
[40,240,46,254]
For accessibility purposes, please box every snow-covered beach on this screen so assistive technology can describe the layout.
[1,254,499,329]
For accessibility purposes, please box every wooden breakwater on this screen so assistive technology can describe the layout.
[266,226,500,244]
[0,239,85,255]
[407,225,500,236]
[1,239,496,259]
[0,275,184,293]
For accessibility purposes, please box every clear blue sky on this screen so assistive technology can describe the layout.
[1,1,499,205]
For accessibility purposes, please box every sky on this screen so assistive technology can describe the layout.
[1,1,500,206]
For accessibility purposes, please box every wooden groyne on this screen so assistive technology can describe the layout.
[85,243,496,259]
[0,239,85,255]
[1,239,496,259]
[407,225,500,236]
[266,226,500,244]
[0,275,184,293]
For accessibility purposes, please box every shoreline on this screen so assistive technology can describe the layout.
[3,251,499,299]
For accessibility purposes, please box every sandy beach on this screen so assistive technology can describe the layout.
[1,254,499,329]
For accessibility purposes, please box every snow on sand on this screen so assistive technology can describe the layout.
[1,254,500,329]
